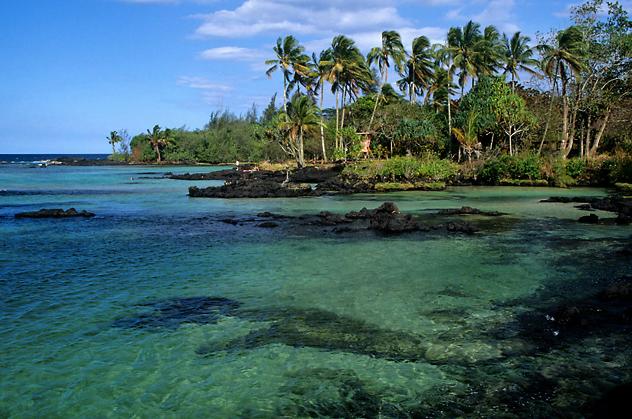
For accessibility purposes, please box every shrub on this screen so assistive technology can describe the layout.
[478,153,543,184]
[342,156,458,182]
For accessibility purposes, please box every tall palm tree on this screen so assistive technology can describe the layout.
[312,49,333,161]
[447,21,482,97]
[146,125,171,163]
[433,43,457,139]
[538,26,586,156]
[278,94,322,168]
[106,131,121,155]
[397,36,434,103]
[367,30,406,131]
[328,35,372,148]
[503,32,539,91]
[265,36,311,112]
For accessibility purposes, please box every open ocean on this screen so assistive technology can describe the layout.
[1,162,631,417]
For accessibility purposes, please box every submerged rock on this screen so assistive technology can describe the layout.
[196,306,428,362]
[578,214,599,224]
[438,206,505,217]
[513,275,632,349]
[15,208,95,218]
[112,296,241,329]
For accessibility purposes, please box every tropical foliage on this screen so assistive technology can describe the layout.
[113,0,630,188]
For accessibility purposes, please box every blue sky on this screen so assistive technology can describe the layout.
[1,0,629,153]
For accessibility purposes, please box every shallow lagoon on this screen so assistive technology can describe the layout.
[1,165,631,417]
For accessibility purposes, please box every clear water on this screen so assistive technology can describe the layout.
[1,164,631,417]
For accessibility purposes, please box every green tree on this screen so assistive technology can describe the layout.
[447,20,482,97]
[397,36,434,103]
[538,26,587,157]
[367,31,406,132]
[502,32,539,91]
[277,94,322,168]
[106,131,122,155]
[146,124,173,163]
[265,36,311,112]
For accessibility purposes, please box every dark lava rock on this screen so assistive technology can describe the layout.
[574,203,593,211]
[599,276,632,301]
[169,169,238,181]
[345,202,400,219]
[438,206,504,216]
[289,165,344,183]
[220,218,239,225]
[585,382,632,419]
[578,213,599,224]
[15,208,95,218]
[113,296,241,329]
[257,221,279,228]
[542,195,632,222]
[316,175,376,194]
[445,221,477,234]
[189,180,314,198]
[514,275,632,349]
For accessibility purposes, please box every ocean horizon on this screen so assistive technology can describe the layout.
[0,154,110,164]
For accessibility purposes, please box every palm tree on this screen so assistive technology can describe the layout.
[278,94,322,168]
[452,112,480,162]
[476,25,503,77]
[447,21,482,97]
[538,26,586,157]
[328,35,372,149]
[146,125,171,163]
[503,32,539,91]
[367,31,406,132]
[312,49,333,161]
[397,36,434,103]
[433,43,457,139]
[265,36,311,112]
[106,131,121,155]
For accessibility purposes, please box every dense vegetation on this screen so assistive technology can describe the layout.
[108,0,631,185]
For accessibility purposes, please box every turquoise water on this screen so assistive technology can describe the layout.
[1,164,631,417]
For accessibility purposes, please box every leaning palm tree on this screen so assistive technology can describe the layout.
[278,94,322,168]
[146,124,172,163]
[397,36,434,103]
[367,30,406,131]
[538,26,586,156]
[265,36,311,112]
[447,21,482,97]
[503,32,539,91]
[106,131,121,155]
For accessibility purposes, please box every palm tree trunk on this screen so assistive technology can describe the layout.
[561,79,570,158]
[340,86,347,131]
[298,127,305,168]
[590,111,609,158]
[335,90,340,150]
[154,145,161,163]
[539,69,559,155]
[319,83,327,162]
[369,67,387,132]
[283,77,288,112]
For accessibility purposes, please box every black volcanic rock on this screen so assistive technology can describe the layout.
[15,208,95,218]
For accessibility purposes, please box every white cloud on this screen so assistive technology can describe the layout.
[177,76,232,91]
[192,0,410,38]
[199,46,264,61]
